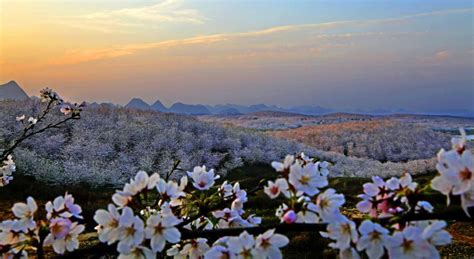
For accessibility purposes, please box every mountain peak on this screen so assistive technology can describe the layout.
[125,98,151,110]
[151,100,167,112]
[0,80,29,101]
[169,102,211,115]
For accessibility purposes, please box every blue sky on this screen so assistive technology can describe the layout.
[1,0,473,114]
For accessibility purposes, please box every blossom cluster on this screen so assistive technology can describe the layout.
[94,164,290,258]
[59,102,86,118]
[213,180,261,228]
[92,148,459,258]
[323,164,454,258]
[356,173,427,218]
[40,87,85,117]
[0,155,15,187]
[0,88,84,188]
[265,153,338,224]
[94,171,185,258]
[166,229,289,258]
[172,229,289,259]
[322,217,451,259]
[264,152,454,258]
[432,128,473,216]
[15,115,39,126]
[40,88,63,104]
[0,194,84,257]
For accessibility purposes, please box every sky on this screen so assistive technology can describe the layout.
[0,0,473,113]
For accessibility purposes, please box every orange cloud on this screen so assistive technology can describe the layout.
[49,34,227,65]
[435,50,450,62]
[48,8,473,66]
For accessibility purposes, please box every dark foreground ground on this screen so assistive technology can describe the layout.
[1,165,473,258]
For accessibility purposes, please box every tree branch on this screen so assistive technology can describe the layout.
[1,115,78,160]
[181,208,473,240]
[176,184,264,228]
[180,223,327,240]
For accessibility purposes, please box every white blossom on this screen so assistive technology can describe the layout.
[264,178,290,199]
[219,181,234,199]
[399,173,418,191]
[461,186,474,216]
[227,231,256,258]
[339,247,361,259]
[179,238,210,258]
[271,155,294,172]
[420,220,452,259]
[387,226,431,259]
[288,162,327,196]
[11,197,37,232]
[118,246,155,259]
[0,155,15,187]
[320,216,358,250]
[112,192,132,208]
[254,229,289,259]
[432,131,474,216]
[156,178,185,200]
[315,188,345,222]
[45,193,83,219]
[117,207,145,254]
[0,220,24,245]
[415,201,434,213]
[145,209,182,252]
[204,245,229,259]
[187,166,220,191]
[316,161,330,176]
[44,221,85,254]
[356,220,389,259]
[27,117,37,125]
[94,204,121,244]
[15,114,25,122]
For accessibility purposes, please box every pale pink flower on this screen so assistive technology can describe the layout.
[264,178,290,199]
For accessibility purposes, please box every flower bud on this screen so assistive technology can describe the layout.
[283,210,297,224]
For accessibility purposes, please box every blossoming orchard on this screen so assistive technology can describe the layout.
[1,90,473,258]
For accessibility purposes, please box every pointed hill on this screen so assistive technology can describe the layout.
[125,98,151,110]
[0,81,29,101]
[151,100,167,112]
[169,102,211,115]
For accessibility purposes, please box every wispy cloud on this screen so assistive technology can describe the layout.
[49,35,227,65]
[435,50,451,62]
[58,0,207,33]
[50,8,473,65]
[234,8,473,37]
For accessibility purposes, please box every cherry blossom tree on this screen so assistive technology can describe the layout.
[0,89,83,187]
[1,89,473,258]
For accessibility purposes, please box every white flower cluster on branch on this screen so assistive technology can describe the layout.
[0,194,85,257]
[0,88,83,187]
[0,155,15,186]
[432,129,474,216]
[266,154,339,225]
[93,165,277,258]
[89,143,463,259]
[324,171,453,259]
[203,229,289,258]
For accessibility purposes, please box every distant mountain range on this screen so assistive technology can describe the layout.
[124,97,335,116]
[1,80,473,117]
[0,81,29,101]
[66,97,474,118]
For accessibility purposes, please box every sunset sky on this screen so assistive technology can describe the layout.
[1,0,473,113]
